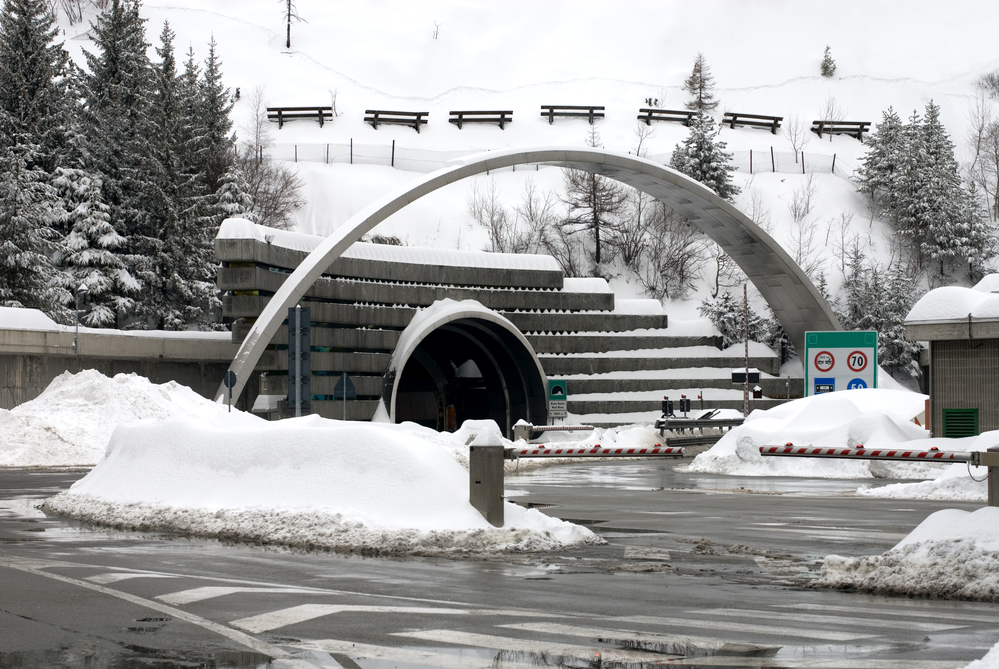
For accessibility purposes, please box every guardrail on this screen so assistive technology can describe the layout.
[760,444,999,506]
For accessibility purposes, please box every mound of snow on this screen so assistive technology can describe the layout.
[681,389,936,479]
[857,432,999,502]
[815,507,999,600]
[42,414,600,554]
[0,370,229,467]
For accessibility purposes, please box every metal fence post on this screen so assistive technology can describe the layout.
[469,442,505,527]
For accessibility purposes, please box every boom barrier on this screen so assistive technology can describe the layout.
[510,445,684,458]
[760,444,999,507]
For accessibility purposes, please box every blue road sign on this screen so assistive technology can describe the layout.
[847,378,868,390]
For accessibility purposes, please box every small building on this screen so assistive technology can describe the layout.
[905,276,999,438]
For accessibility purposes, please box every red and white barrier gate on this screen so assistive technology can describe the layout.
[510,445,684,458]
[760,444,999,506]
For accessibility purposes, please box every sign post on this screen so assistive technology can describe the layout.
[287,306,311,416]
[804,331,877,396]
[547,379,567,423]
[222,370,237,412]
[333,372,356,421]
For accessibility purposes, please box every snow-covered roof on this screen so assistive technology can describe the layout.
[906,284,999,324]
[218,218,562,272]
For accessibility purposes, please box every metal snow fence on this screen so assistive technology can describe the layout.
[270,142,546,173]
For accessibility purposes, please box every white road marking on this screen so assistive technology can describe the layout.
[286,639,539,669]
[157,586,329,605]
[697,608,966,632]
[86,572,178,584]
[780,602,999,625]
[616,614,877,641]
[391,629,682,663]
[0,555,290,659]
[752,525,908,541]
[499,621,728,653]
[232,605,471,633]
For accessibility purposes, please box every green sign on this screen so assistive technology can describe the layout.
[804,331,877,396]
[548,379,567,402]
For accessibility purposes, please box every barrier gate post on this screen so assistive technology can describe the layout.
[990,447,999,508]
[469,442,505,527]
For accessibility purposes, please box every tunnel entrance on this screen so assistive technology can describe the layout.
[386,310,547,438]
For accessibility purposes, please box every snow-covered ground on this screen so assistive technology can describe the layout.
[816,507,999,601]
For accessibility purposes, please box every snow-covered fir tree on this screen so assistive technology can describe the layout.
[215,160,255,222]
[51,166,138,325]
[0,128,66,317]
[820,45,836,77]
[682,52,718,113]
[856,107,904,211]
[198,34,234,191]
[698,291,768,349]
[669,112,740,200]
[0,0,73,174]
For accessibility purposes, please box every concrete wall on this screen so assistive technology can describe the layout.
[929,339,999,437]
[0,327,258,411]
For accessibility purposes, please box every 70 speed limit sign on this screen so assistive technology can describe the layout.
[804,331,878,396]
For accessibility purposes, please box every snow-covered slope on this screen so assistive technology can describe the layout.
[56,0,999,306]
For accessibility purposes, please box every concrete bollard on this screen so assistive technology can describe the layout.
[469,444,505,527]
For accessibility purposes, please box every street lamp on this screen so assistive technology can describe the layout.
[73,283,88,354]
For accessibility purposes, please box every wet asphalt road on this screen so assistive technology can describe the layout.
[0,463,995,669]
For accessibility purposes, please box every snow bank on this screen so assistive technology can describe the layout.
[42,414,600,555]
[681,389,936,479]
[815,507,999,600]
[963,642,999,669]
[0,370,229,467]
[906,285,999,323]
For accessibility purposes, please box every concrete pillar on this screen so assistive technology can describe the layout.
[469,444,505,527]
[989,447,999,508]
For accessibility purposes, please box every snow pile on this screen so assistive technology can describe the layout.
[0,370,230,467]
[963,642,999,669]
[906,285,999,323]
[42,414,600,555]
[681,389,935,479]
[856,431,999,502]
[815,507,999,600]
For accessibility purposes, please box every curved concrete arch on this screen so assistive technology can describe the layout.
[216,146,841,404]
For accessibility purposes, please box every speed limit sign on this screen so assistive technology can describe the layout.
[804,331,877,396]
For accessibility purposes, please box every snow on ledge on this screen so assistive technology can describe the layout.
[0,307,231,340]
[218,218,562,272]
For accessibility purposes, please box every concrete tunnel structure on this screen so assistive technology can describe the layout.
[215,146,841,432]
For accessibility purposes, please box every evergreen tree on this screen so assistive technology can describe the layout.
[215,160,255,221]
[669,112,740,200]
[135,21,219,330]
[0,125,66,317]
[683,52,718,113]
[820,45,836,77]
[698,291,768,349]
[0,0,73,173]
[856,107,904,210]
[198,34,234,191]
[52,166,138,325]
[83,0,155,303]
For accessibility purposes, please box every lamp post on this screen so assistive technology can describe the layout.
[73,283,88,354]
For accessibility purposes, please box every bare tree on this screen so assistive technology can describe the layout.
[786,175,823,277]
[236,87,304,229]
[280,0,305,49]
[513,179,561,256]
[328,88,340,117]
[826,212,857,273]
[817,96,847,139]
[967,93,999,219]
[743,176,774,234]
[432,21,442,39]
[639,204,710,300]
[785,114,809,163]
[467,179,513,253]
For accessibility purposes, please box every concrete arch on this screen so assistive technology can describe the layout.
[383,300,547,436]
[216,146,841,405]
